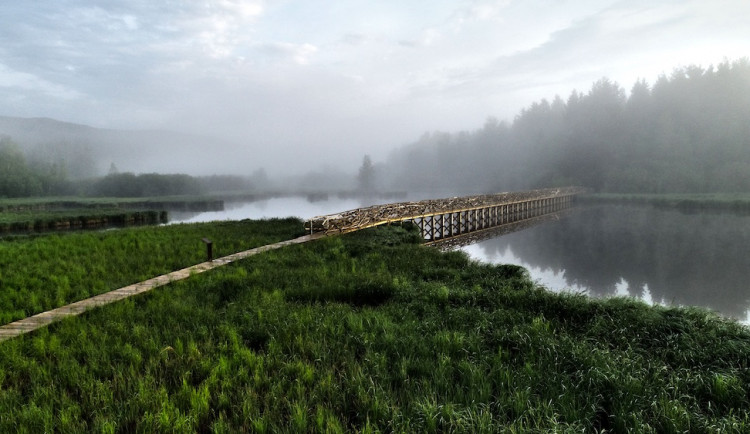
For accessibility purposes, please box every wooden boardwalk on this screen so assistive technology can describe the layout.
[0,233,325,343]
[1,187,584,343]
[306,187,584,242]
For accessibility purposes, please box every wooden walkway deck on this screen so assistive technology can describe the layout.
[306,187,584,241]
[1,187,585,343]
[0,233,325,343]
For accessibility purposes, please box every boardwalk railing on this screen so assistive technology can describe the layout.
[306,187,585,242]
[2,187,583,342]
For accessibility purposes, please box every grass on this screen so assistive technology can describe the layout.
[0,195,222,210]
[583,192,750,211]
[0,195,226,234]
[0,217,305,324]
[1,222,749,431]
[0,209,168,233]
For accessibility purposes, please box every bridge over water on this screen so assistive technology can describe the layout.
[1,187,584,342]
[306,187,585,244]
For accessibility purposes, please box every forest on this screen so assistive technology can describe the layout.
[0,138,247,198]
[381,59,750,194]
[2,59,748,198]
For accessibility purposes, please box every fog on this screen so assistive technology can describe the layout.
[2,59,749,199]
[379,60,750,195]
[1,1,749,187]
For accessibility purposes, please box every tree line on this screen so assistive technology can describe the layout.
[381,58,750,194]
[0,137,69,197]
[0,137,259,198]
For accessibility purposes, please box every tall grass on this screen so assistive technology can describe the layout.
[0,217,305,324]
[0,224,748,431]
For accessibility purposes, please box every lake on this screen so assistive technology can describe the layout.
[171,197,750,324]
[169,195,396,224]
[461,204,750,324]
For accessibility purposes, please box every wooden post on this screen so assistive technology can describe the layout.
[201,238,213,261]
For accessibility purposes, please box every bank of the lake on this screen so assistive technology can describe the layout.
[0,196,225,213]
[1,222,749,431]
[0,209,169,234]
[0,195,226,235]
[582,192,750,212]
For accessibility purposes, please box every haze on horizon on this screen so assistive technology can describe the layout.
[1,0,748,176]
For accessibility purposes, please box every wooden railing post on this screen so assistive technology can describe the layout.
[201,238,213,261]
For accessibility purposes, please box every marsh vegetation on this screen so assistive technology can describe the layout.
[1,222,749,431]
[0,218,304,324]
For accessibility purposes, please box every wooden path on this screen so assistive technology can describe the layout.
[1,187,585,343]
[0,233,325,343]
[306,187,584,242]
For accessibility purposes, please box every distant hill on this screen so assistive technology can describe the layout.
[0,116,240,178]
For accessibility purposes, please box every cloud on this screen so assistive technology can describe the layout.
[451,0,511,25]
[65,6,141,34]
[0,63,82,100]
[342,33,367,46]
[256,42,319,65]
[442,0,743,100]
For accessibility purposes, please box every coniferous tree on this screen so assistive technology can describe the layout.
[382,59,750,194]
[357,155,375,193]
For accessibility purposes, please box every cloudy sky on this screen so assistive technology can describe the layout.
[1,0,748,174]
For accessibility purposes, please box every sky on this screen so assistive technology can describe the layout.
[1,0,748,175]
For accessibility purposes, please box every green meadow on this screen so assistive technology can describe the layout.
[0,218,305,324]
[1,222,749,432]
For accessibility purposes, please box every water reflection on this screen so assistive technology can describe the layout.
[430,210,573,249]
[461,204,750,323]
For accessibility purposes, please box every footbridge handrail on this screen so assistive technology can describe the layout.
[305,186,587,236]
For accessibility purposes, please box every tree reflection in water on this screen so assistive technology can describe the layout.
[461,204,750,322]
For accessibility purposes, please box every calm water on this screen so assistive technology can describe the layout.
[172,198,750,323]
[169,196,391,223]
[461,204,750,324]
